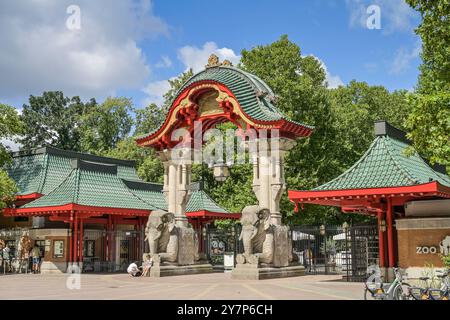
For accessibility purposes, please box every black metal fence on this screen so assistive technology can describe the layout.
[291,224,379,282]
[1,224,378,281]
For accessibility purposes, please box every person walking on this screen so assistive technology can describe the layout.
[31,244,41,274]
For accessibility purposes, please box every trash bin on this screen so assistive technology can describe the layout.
[223,252,234,272]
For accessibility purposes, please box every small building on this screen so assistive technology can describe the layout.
[289,121,450,278]
[2,146,239,273]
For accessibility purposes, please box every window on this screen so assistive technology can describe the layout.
[83,240,95,257]
[53,240,64,258]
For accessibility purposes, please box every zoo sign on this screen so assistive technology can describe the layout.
[416,246,438,255]
[416,235,450,255]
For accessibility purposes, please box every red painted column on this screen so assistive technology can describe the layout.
[377,210,386,268]
[69,211,73,264]
[73,214,78,263]
[386,198,395,267]
[79,218,84,263]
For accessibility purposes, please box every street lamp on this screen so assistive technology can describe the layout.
[319,225,326,236]
[342,222,349,233]
[213,161,230,182]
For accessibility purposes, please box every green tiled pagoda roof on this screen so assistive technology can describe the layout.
[124,180,229,214]
[314,122,450,191]
[7,146,232,215]
[5,146,140,195]
[137,66,313,140]
[21,161,155,211]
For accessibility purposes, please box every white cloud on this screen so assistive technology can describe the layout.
[0,1,168,101]
[345,0,418,33]
[390,41,421,74]
[178,42,241,73]
[141,79,171,107]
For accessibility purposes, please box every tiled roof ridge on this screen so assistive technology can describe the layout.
[382,136,420,185]
[73,169,81,204]
[36,153,50,194]
[11,145,136,168]
[198,190,229,213]
[115,177,159,211]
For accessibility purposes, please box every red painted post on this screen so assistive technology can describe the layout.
[377,210,386,268]
[79,218,84,263]
[69,219,73,264]
[386,198,395,267]
[73,215,78,263]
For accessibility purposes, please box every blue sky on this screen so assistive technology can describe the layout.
[0,0,421,113]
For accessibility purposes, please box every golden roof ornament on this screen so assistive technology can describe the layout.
[206,54,220,68]
[222,59,232,66]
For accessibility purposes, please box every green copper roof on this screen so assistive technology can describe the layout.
[8,146,231,215]
[137,66,313,140]
[21,161,155,211]
[179,66,314,127]
[5,146,140,195]
[314,122,450,191]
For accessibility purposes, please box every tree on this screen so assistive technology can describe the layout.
[405,0,450,166]
[0,104,23,209]
[20,92,95,151]
[80,97,133,155]
[134,103,165,136]
[329,81,411,170]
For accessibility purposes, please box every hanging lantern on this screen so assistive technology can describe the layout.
[213,161,230,182]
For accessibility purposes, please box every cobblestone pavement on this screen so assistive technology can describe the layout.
[0,272,364,300]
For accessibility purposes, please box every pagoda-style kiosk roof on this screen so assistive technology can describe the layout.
[289,121,450,214]
[4,146,237,220]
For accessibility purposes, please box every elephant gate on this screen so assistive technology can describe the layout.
[134,54,314,279]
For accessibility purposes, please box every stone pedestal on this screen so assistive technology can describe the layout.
[231,263,305,280]
[150,263,214,277]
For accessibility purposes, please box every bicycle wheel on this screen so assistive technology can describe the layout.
[393,283,412,300]
[364,288,379,300]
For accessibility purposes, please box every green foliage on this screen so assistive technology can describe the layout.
[0,104,24,165]
[405,0,450,167]
[80,97,133,155]
[406,92,450,166]
[0,169,17,210]
[440,254,450,269]
[330,81,411,170]
[20,92,95,151]
[134,103,165,136]
[0,104,22,209]
[406,0,449,93]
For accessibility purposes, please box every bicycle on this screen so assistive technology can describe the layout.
[364,267,411,300]
[408,269,449,300]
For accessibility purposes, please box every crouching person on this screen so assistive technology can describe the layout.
[127,261,141,277]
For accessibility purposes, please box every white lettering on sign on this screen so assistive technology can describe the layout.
[416,246,438,255]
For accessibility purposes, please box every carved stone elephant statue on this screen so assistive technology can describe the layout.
[440,236,450,255]
[237,205,274,265]
[144,210,178,263]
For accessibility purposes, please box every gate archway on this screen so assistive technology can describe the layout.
[136,55,313,228]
